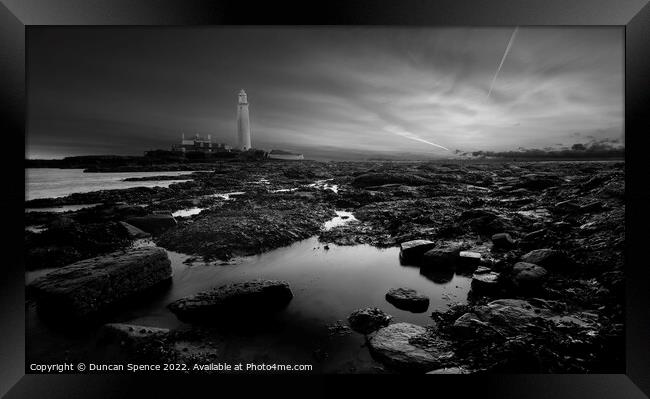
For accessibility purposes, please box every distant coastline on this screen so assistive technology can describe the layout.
[25,152,625,173]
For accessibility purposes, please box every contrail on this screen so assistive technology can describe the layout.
[387,126,450,151]
[487,26,519,99]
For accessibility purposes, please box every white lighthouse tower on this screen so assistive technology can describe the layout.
[236,89,252,151]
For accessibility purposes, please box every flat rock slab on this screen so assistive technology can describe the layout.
[368,323,454,372]
[348,307,392,334]
[386,288,430,313]
[168,280,293,322]
[29,247,172,318]
[399,240,436,263]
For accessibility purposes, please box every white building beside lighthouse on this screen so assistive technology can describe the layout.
[237,89,252,151]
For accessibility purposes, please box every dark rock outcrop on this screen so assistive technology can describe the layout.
[351,173,432,188]
[520,249,569,270]
[125,214,177,235]
[347,307,392,334]
[119,221,151,239]
[168,280,293,322]
[28,247,172,318]
[511,262,548,290]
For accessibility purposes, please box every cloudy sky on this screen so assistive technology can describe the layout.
[27,27,623,160]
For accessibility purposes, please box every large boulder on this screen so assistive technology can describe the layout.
[368,323,454,372]
[168,280,293,322]
[399,240,437,264]
[385,288,430,313]
[125,214,177,235]
[511,262,548,290]
[520,249,569,270]
[347,307,392,334]
[28,247,172,318]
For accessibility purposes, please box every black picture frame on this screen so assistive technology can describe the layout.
[1,0,649,397]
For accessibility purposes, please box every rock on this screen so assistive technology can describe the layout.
[520,249,569,270]
[491,233,515,250]
[347,307,392,334]
[385,288,430,313]
[458,251,482,268]
[367,323,454,372]
[522,229,547,241]
[351,173,432,188]
[459,208,512,235]
[399,240,437,263]
[580,201,603,213]
[549,312,599,331]
[421,241,467,268]
[426,367,471,374]
[28,247,172,318]
[102,323,170,345]
[125,214,177,235]
[119,221,151,239]
[474,265,491,274]
[517,174,561,190]
[453,312,498,338]
[50,216,77,230]
[511,262,548,290]
[554,200,581,214]
[168,280,293,322]
[455,299,552,339]
[471,271,501,295]
[158,201,335,260]
[419,268,454,284]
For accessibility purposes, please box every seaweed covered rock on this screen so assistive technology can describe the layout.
[348,307,392,334]
[28,247,172,318]
[168,280,293,322]
[520,249,569,270]
[125,214,177,235]
[368,323,454,372]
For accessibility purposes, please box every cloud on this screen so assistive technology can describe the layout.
[27,27,623,159]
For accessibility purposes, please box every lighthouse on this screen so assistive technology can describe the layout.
[236,89,252,151]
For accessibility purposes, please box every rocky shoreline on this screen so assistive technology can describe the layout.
[25,159,624,373]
